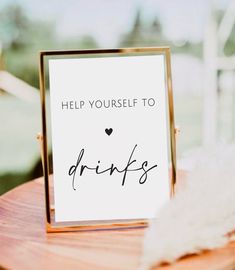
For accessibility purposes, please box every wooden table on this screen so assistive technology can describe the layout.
[1,176,235,270]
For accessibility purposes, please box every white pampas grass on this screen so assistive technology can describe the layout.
[140,145,235,270]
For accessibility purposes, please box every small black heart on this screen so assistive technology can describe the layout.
[105,128,113,136]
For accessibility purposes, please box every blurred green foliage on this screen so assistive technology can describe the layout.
[215,9,235,56]
[119,9,203,57]
[0,4,98,88]
[0,4,205,89]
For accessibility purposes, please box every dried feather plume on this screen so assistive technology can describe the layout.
[140,145,235,270]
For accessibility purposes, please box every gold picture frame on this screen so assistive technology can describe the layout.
[38,47,177,233]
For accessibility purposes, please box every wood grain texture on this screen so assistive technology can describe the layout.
[0,175,235,270]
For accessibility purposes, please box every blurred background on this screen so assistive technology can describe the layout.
[0,0,235,194]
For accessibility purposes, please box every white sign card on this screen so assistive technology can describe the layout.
[42,48,175,227]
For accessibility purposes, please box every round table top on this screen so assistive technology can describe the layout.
[0,176,235,270]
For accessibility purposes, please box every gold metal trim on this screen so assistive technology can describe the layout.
[38,47,177,233]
